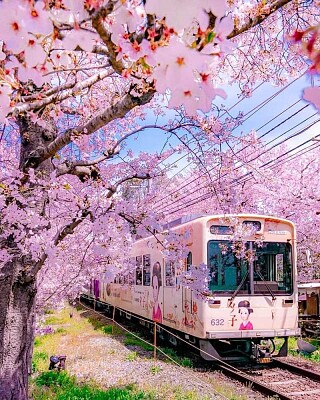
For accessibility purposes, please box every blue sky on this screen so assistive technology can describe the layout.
[121,73,320,178]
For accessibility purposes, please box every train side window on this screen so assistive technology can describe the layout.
[136,255,142,285]
[210,225,233,235]
[128,258,135,285]
[165,260,175,286]
[143,254,151,286]
[243,220,261,232]
[186,251,192,271]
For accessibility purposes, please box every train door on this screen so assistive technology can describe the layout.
[150,259,163,323]
[163,259,178,324]
[182,252,194,327]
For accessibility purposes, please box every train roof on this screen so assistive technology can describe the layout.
[164,213,294,230]
[135,213,295,242]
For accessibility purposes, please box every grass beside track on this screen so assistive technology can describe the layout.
[30,305,320,399]
[30,305,251,400]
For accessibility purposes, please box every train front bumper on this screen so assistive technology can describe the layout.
[206,328,301,339]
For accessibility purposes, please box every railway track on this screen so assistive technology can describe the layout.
[79,298,320,400]
[217,358,320,400]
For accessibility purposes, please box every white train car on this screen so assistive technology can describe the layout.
[86,214,300,362]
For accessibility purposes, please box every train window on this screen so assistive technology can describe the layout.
[208,240,249,293]
[210,225,233,235]
[143,254,151,286]
[128,258,135,285]
[165,260,175,286]
[253,242,292,294]
[186,252,192,271]
[128,269,135,285]
[136,255,142,285]
[207,240,293,295]
[243,221,261,231]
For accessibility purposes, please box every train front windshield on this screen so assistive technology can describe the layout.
[207,241,293,295]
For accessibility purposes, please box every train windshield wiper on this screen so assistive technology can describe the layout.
[254,269,276,301]
[229,270,249,302]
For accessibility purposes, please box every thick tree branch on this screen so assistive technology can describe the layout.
[105,173,152,198]
[44,86,155,162]
[228,0,293,39]
[13,70,113,114]
[92,4,125,74]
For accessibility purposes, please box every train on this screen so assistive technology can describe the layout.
[82,214,300,362]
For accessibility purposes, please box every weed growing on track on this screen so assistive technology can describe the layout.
[124,332,154,351]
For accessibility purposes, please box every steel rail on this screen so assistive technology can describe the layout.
[216,363,294,400]
[272,358,320,382]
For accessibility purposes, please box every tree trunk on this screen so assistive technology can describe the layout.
[0,113,55,399]
[0,260,37,400]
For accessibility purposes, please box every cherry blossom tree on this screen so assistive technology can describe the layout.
[0,0,319,398]
[168,136,320,280]
[288,23,320,111]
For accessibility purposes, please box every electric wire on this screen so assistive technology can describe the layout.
[157,117,320,214]
[160,129,320,215]
[154,100,312,207]
[158,74,306,185]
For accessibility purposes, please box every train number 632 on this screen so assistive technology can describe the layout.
[211,318,225,326]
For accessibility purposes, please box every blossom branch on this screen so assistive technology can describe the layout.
[29,208,92,279]
[228,0,293,39]
[44,86,155,163]
[105,173,152,198]
[13,70,113,114]
[92,3,125,74]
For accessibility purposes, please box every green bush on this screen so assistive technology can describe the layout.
[126,351,138,361]
[34,337,44,347]
[308,350,320,362]
[181,357,193,368]
[34,371,75,389]
[102,325,113,334]
[150,365,161,374]
[162,347,178,360]
[55,327,67,334]
[161,348,193,367]
[34,374,150,400]
[32,351,48,372]
[124,333,153,351]
[57,385,147,400]
[45,316,67,325]
[88,317,105,330]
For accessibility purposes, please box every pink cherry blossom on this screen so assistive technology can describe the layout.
[61,29,99,52]
[112,3,146,33]
[0,0,29,53]
[0,43,6,61]
[24,1,53,35]
[145,0,209,31]
[0,84,12,121]
[23,37,47,67]
[0,2,319,397]
[303,86,320,111]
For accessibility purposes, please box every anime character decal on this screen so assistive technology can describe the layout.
[238,300,253,330]
[152,261,162,323]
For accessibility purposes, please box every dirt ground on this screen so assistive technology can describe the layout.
[39,305,276,400]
